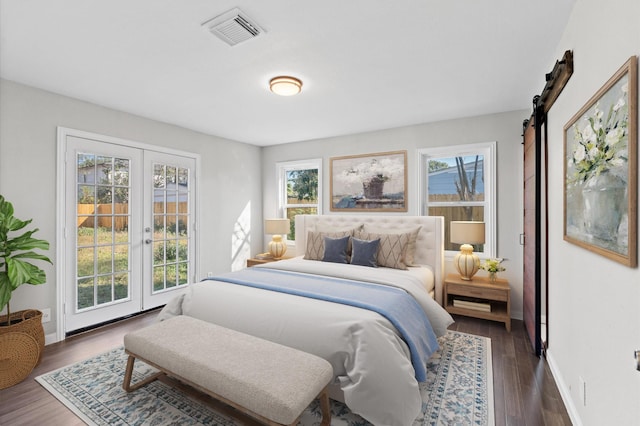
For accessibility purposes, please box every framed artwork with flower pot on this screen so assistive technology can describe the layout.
[330,150,407,211]
[563,56,637,267]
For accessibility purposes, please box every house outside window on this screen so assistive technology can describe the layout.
[418,142,496,257]
[277,159,322,242]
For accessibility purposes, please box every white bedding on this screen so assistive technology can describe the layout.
[159,257,453,426]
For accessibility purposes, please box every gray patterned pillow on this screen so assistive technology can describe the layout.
[355,230,411,270]
[304,230,353,260]
[362,225,421,266]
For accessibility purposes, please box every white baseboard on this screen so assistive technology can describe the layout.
[546,349,583,426]
[45,332,59,346]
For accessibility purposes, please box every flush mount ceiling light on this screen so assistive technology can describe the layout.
[269,76,303,96]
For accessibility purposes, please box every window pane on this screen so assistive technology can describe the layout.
[77,154,96,184]
[77,248,95,277]
[428,156,484,202]
[154,164,166,188]
[114,158,129,186]
[153,241,165,265]
[178,168,188,191]
[114,273,129,301]
[114,244,129,272]
[166,264,177,288]
[97,156,113,184]
[97,246,113,274]
[286,207,317,240]
[78,185,95,205]
[153,266,165,291]
[97,275,113,304]
[279,160,321,242]
[77,277,94,310]
[77,221,95,246]
[178,262,188,285]
[286,169,318,204]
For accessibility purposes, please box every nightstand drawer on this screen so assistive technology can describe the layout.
[446,283,508,301]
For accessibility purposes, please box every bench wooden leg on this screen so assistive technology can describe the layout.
[122,354,165,392]
[319,387,331,426]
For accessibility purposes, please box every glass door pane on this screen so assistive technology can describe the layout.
[143,151,195,309]
[65,136,142,333]
[76,153,132,310]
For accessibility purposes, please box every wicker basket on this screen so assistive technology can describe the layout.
[0,309,45,364]
[0,331,40,389]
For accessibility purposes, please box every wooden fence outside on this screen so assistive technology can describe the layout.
[78,203,188,231]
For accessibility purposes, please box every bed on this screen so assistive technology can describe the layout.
[158,214,454,426]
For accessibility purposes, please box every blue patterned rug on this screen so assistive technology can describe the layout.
[36,331,493,425]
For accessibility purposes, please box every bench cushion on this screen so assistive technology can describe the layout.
[124,315,333,425]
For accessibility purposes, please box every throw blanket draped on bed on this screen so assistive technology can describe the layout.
[207,267,439,381]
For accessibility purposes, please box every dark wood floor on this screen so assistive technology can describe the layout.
[0,311,572,426]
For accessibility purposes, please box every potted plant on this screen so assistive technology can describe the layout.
[0,194,52,389]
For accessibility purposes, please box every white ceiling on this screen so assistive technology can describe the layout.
[0,0,576,146]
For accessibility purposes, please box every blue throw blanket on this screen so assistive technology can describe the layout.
[206,267,439,381]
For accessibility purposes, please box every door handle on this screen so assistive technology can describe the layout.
[145,239,152,244]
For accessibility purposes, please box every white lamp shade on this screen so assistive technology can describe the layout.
[264,218,290,235]
[450,221,485,245]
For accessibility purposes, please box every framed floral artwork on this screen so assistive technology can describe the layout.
[330,150,407,212]
[564,56,637,266]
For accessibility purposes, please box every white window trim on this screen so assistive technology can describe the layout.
[417,141,497,259]
[276,158,322,244]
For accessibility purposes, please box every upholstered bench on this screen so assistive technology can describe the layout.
[122,315,333,426]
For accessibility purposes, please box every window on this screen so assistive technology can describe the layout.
[277,159,322,241]
[418,142,496,257]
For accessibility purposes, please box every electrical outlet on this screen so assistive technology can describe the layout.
[41,308,51,323]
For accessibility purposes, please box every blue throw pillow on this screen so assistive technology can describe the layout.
[350,237,380,267]
[322,235,350,263]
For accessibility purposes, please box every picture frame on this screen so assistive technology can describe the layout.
[330,150,408,212]
[563,56,637,267]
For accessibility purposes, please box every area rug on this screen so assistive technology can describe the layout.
[36,330,493,425]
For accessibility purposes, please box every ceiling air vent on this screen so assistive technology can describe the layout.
[202,8,264,46]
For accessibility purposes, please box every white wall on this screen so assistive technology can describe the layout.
[0,79,263,339]
[262,110,527,318]
[544,0,640,424]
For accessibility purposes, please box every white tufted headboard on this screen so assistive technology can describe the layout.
[294,214,445,305]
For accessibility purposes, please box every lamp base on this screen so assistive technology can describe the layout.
[268,235,287,259]
[453,244,479,280]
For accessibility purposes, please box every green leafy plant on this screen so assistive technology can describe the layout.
[0,195,52,324]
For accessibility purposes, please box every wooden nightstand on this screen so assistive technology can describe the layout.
[246,257,283,267]
[444,273,511,331]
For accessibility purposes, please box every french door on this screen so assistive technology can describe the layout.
[61,130,196,333]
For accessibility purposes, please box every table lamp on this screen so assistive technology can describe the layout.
[264,218,290,259]
[450,221,485,280]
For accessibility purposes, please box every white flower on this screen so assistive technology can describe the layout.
[581,123,596,142]
[588,147,599,158]
[610,158,625,167]
[573,144,586,162]
[594,105,603,119]
[605,127,624,146]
